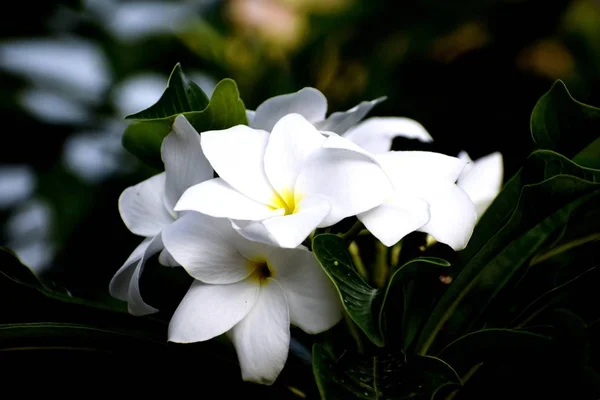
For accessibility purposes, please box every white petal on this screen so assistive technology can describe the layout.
[161,115,213,213]
[457,152,503,217]
[236,196,331,248]
[169,278,260,343]
[314,97,385,134]
[118,172,173,237]
[417,183,477,251]
[343,117,432,153]
[246,110,256,126]
[175,178,282,220]
[158,248,179,266]
[264,114,326,195]
[201,125,275,204]
[127,234,165,316]
[295,148,393,227]
[376,151,467,188]
[322,132,380,163]
[457,150,473,164]
[162,212,254,284]
[268,247,341,334]
[229,279,290,385]
[109,237,152,301]
[251,87,327,131]
[358,195,430,247]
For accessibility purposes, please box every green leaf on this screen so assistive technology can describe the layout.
[531,80,600,168]
[510,267,599,328]
[312,234,382,346]
[184,78,248,132]
[122,64,248,168]
[437,329,553,377]
[313,344,460,399]
[414,150,600,354]
[459,150,599,267]
[312,234,449,347]
[573,136,600,169]
[0,247,126,313]
[126,63,209,120]
[0,322,166,353]
[122,121,173,169]
[380,257,450,348]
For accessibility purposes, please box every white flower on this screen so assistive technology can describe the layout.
[162,212,341,384]
[336,117,482,249]
[342,117,433,153]
[246,86,433,154]
[246,87,383,134]
[457,151,504,218]
[109,115,213,315]
[357,151,478,250]
[175,113,393,248]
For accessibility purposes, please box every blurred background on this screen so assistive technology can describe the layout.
[1,0,600,302]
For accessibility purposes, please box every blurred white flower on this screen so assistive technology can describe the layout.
[4,199,54,274]
[84,0,215,42]
[0,165,35,209]
[0,37,111,104]
[19,89,91,124]
[62,128,125,184]
[112,74,167,117]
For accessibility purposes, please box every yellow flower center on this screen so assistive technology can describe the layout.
[269,187,300,216]
[247,258,274,281]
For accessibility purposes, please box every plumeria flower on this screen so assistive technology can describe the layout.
[176,113,393,248]
[358,151,478,250]
[457,151,504,218]
[335,114,504,221]
[336,118,481,249]
[109,115,212,315]
[246,86,433,153]
[246,87,384,134]
[162,212,341,384]
[342,116,433,153]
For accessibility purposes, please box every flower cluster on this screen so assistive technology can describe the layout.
[110,88,502,384]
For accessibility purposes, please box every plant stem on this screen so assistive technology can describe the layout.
[389,241,402,269]
[349,241,369,281]
[373,240,389,288]
[529,233,600,266]
[340,220,364,243]
[445,362,484,400]
[344,312,364,355]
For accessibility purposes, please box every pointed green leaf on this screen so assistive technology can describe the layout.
[438,329,553,377]
[126,63,209,120]
[0,322,166,353]
[312,233,383,346]
[0,247,126,313]
[313,344,460,399]
[531,80,600,168]
[312,234,449,347]
[415,150,600,354]
[184,78,248,133]
[510,267,599,328]
[380,257,450,350]
[122,64,248,168]
[122,121,173,169]
[573,136,600,169]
